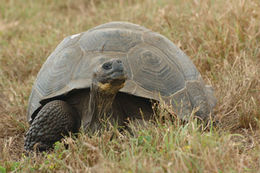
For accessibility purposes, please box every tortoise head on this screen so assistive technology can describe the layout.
[92,58,127,94]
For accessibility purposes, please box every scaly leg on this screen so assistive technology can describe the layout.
[24,100,80,151]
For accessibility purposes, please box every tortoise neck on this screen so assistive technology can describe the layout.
[85,84,117,132]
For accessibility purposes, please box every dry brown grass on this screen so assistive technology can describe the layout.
[0,0,259,172]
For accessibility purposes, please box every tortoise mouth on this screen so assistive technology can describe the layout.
[110,78,126,86]
[95,70,127,94]
[99,70,127,85]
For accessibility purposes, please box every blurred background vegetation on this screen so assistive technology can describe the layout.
[0,0,259,172]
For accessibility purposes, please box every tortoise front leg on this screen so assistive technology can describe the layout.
[24,100,81,151]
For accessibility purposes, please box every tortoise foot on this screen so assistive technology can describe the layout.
[24,100,80,151]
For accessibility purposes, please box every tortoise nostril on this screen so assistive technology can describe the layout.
[116,60,122,64]
[102,62,112,70]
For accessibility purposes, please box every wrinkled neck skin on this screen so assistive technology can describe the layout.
[84,83,117,133]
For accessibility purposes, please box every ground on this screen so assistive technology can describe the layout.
[0,0,259,172]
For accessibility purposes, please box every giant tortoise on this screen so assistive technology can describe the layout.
[24,22,216,151]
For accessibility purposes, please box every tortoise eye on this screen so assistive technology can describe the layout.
[102,62,112,70]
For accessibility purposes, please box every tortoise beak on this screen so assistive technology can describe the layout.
[97,76,126,94]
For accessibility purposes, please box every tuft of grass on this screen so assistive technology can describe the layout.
[0,0,260,172]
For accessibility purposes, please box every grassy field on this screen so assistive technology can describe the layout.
[0,0,259,172]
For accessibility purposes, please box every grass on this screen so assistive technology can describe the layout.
[0,0,259,172]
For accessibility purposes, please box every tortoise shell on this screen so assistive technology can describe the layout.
[27,22,215,122]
